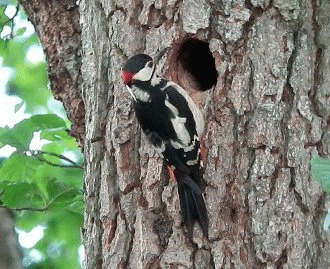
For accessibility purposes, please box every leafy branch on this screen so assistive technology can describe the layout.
[0,203,48,212]
[28,150,83,169]
[0,2,84,267]
[0,188,78,212]
[0,3,20,39]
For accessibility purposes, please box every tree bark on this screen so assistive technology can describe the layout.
[0,208,23,269]
[80,0,330,268]
[23,0,330,268]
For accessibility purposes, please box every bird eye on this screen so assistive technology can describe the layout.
[147,61,153,68]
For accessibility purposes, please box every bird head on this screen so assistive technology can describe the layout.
[121,48,168,86]
[121,54,153,85]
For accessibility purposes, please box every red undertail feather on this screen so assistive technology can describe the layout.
[166,165,176,180]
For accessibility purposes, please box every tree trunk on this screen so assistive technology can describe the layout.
[23,0,330,268]
[80,0,330,268]
[0,209,23,269]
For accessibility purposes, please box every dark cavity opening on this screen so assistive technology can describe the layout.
[177,39,218,91]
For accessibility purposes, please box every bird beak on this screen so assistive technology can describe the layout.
[153,48,169,66]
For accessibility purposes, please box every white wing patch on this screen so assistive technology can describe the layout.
[171,134,199,152]
[166,81,204,137]
[165,97,191,146]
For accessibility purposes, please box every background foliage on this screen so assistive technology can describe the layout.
[311,157,330,231]
[0,1,83,268]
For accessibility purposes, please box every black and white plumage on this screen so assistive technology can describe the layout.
[121,50,208,238]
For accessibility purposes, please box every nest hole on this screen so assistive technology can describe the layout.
[176,39,218,91]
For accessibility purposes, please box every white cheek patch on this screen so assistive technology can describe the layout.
[133,66,153,81]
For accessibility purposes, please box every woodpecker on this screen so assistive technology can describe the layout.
[121,49,208,238]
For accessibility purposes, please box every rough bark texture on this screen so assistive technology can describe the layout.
[0,209,23,269]
[23,0,330,268]
[19,0,84,145]
[80,0,330,268]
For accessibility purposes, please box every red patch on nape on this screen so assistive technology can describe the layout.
[121,71,135,85]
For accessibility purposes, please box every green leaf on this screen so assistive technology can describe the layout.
[311,157,330,192]
[0,4,83,268]
[47,189,81,211]
[29,114,67,129]
[67,198,84,216]
[0,127,10,148]
[0,114,67,150]
[0,181,44,210]
[0,1,13,6]
[32,208,83,268]
[0,5,7,27]
[12,179,83,231]
[1,36,50,113]
[35,164,83,190]
[15,26,26,36]
[41,140,80,156]
[40,129,73,142]
[0,153,41,183]
[0,125,31,150]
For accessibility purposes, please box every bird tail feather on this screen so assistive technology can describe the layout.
[177,175,208,238]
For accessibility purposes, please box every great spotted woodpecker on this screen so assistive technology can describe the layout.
[121,49,208,238]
